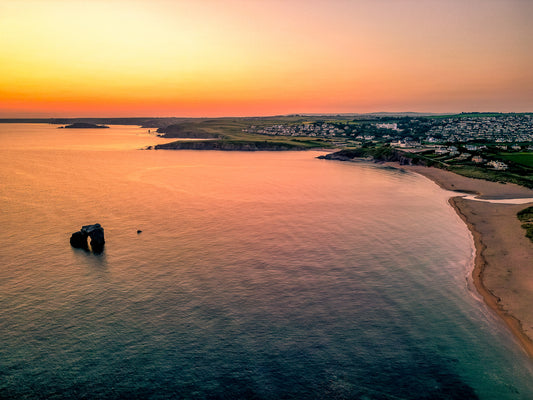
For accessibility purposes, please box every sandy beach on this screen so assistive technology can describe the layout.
[398,165,533,357]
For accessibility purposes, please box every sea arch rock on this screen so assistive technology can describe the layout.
[70,223,105,253]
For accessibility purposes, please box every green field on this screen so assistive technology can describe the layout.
[426,112,521,120]
[153,117,337,150]
[154,117,350,149]
[497,152,533,168]
[447,165,533,188]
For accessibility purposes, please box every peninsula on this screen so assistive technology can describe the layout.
[154,139,312,151]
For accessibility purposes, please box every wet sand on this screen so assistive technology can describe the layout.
[394,165,533,357]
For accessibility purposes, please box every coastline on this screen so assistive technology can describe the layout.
[449,197,533,358]
[396,164,533,357]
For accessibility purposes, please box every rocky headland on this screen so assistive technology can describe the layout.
[154,140,308,151]
[317,147,424,166]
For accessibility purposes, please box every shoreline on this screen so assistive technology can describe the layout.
[395,164,533,357]
[448,197,533,358]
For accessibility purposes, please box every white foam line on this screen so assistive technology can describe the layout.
[460,195,533,205]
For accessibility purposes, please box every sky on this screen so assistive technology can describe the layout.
[0,0,531,117]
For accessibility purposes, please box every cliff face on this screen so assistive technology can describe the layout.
[318,148,427,166]
[154,140,307,151]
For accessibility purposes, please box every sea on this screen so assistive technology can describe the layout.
[1,123,533,399]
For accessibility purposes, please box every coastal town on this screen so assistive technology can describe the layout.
[244,113,533,177]
[244,113,533,145]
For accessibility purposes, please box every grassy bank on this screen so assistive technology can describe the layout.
[517,207,533,242]
[447,165,533,189]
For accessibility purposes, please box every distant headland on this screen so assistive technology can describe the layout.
[154,139,312,151]
[59,122,109,129]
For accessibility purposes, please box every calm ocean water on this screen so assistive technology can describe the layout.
[1,124,533,399]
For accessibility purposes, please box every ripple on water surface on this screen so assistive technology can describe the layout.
[1,125,533,399]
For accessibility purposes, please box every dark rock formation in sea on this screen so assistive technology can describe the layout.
[60,123,109,129]
[69,231,88,249]
[70,224,105,253]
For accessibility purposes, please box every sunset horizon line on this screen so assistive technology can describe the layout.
[1,110,531,120]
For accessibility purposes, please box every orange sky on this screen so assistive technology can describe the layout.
[0,0,531,117]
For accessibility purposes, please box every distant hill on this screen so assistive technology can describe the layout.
[60,122,109,129]
[156,123,221,138]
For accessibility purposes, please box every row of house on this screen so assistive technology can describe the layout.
[244,123,346,137]
[425,115,533,143]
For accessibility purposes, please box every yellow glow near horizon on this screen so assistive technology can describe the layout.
[0,0,531,117]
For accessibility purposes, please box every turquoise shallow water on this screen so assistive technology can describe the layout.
[1,124,533,399]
